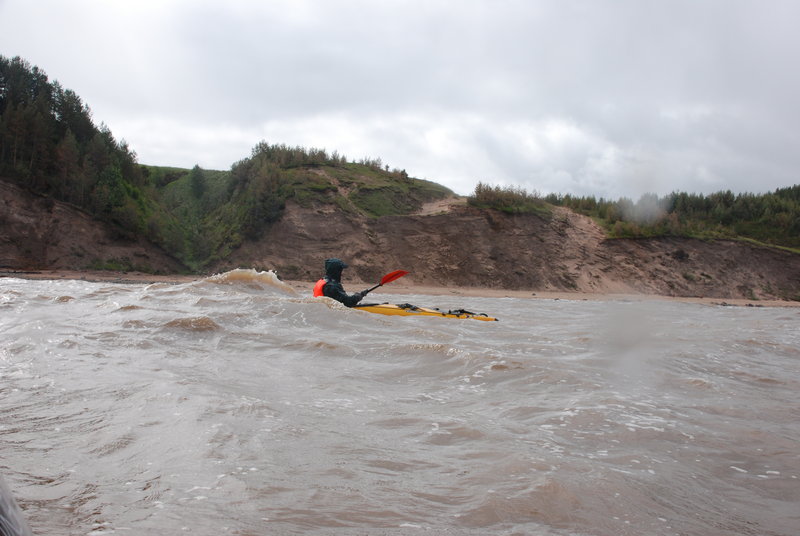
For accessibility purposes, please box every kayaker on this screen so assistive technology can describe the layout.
[313,258,366,307]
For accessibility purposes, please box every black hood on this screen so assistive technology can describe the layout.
[324,258,348,280]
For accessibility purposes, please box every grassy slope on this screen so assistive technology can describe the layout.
[142,162,454,270]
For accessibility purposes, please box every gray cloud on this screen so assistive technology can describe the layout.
[2,0,798,198]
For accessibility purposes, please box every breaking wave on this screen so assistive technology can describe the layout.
[203,268,296,294]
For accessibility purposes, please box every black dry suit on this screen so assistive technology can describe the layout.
[317,258,365,307]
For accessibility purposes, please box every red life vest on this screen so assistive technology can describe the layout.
[313,278,326,297]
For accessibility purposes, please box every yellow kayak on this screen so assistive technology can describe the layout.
[354,303,498,321]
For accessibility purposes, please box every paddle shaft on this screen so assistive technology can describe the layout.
[364,283,382,294]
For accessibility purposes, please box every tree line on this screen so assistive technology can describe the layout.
[468,181,799,249]
[0,55,149,236]
[468,181,549,215]
[544,188,800,249]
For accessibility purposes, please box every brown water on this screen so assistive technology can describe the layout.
[1,270,798,535]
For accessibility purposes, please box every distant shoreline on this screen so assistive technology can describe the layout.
[3,269,798,308]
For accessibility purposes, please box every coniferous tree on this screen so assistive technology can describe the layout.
[189,164,205,198]
[53,128,80,199]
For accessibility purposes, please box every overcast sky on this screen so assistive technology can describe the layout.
[2,0,798,198]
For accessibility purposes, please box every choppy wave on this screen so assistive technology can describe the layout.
[162,316,221,331]
[203,268,297,294]
[0,272,798,535]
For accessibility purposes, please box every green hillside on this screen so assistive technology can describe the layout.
[141,145,453,269]
[0,56,452,271]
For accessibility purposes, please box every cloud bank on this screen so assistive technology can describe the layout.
[2,0,798,197]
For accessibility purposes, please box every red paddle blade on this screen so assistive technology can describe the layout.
[380,270,409,285]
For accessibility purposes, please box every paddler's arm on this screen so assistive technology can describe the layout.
[322,280,365,307]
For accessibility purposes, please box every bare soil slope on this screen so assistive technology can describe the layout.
[217,201,800,301]
[0,180,185,273]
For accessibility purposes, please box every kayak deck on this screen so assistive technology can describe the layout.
[354,303,498,321]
